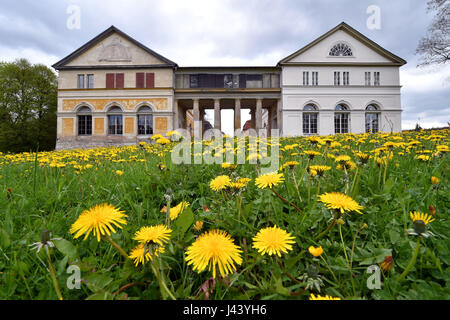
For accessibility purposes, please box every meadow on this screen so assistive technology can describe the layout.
[0,129,448,300]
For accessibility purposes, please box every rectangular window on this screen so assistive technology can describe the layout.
[343,72,350,86]
[190,74,198,88]
[77,75,85,89]
[270,74,280,88]
[312,72,318,86]
[245,74,263,88]
[303,72,309,86]
[138,115,153,135]
[224,74,234,88]
[335,113,349,133]
[365,72,371,86]
[108,115,123,135]
[334,72,340,86]
[106,73,124,89]
[78,115,92,135]
[303,113,318,134]
[86,74,94,88]
[374,72,380,86]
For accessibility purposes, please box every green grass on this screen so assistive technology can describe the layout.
[0,130,449,300]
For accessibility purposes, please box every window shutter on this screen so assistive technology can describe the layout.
[106,73,115,89]
[136,73,145,88]
[116,73,124,89]
[146,73,155,88]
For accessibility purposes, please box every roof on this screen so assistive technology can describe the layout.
[52,25,178,70]
[278,22,407,66]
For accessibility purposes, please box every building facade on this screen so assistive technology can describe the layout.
[53,22,406,149]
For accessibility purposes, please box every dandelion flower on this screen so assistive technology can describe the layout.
[431,176,440,185]
[252,226,295,257]
[185,230,242,279]
[255,172,284,189]
[133,225,172,246]
[318,192,363,214]
[193,221,204,232]
[116,170,124,176]
[70,204,127,242]
[129,243,165,266]
[308,246,323,257]
[309,165,331,177]
[210,175,231,191]
[380,255,393,272]
[410,211,434,225]
[309,294,341,300]
[169,201,190,220]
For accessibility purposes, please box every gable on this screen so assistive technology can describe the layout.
[279,22,406,66]
[53,26,177,69]
[65,33,165,67]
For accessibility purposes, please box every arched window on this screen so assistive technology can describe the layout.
[77,106,92,136]
[365,104,380,133]
[108,106,123,135]
[137,106,153,135]
[303,104,318,134]
[334,104,349,134]
[329,43,353,56]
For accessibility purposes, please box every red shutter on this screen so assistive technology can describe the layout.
[106,73,115,89]
[136,73,145,88]
[146,73,155,88]
[116,73,124,89]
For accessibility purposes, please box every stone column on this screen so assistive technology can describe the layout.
[234,98,241,131]
[267,106,273,136]
[193,99,201,139]
[276,99,282,132]
[174,99,179,130]
[214,99,221,131]
[256,98,263,131]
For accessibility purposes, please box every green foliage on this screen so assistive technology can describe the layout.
[0,58,57,153]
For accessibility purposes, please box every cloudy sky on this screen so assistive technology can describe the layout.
[1,0,448,131]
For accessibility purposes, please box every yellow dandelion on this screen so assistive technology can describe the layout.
[193,221,204,232]
[431,176,440,185]
[210,175,231,192]
[169,201,190,220]
[318,192,363,214]
[129,243,165,266]
[304,150,321,159]
[309,294,341,300]
[70,204,127,242]
[308,245,323,257]
[133,224,172,246]
[116,170,124,176]
[185,230,242,279]
[255,172,284,189]
[410,211,434,225]
[252,226,295,257]
[222,162,237,169]
[309,165,331,177]
[281,161,300,170]
[335,155,351,164]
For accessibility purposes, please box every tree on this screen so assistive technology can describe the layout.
[0,59,57,153]
[416,0,450,66]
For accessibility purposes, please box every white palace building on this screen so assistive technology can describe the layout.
[53,22,406,149]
